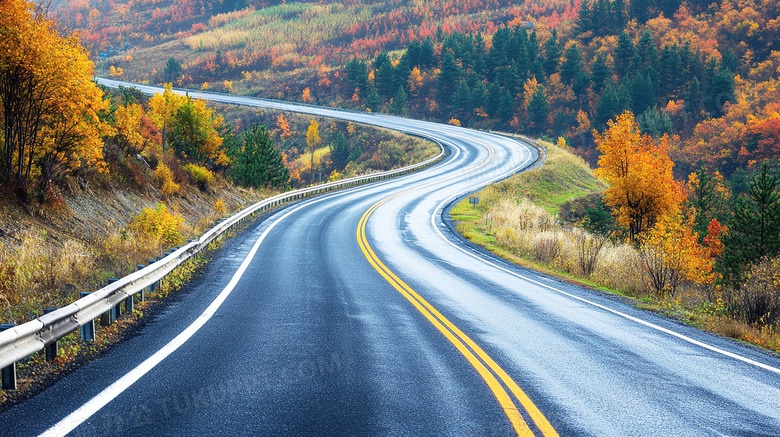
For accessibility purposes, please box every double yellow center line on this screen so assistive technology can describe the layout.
[356,140,558,436]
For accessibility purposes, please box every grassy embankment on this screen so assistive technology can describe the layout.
[450,139,779,353]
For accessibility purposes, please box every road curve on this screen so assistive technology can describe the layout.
[1,79,779,436]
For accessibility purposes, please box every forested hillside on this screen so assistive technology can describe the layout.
[51,0,780,173]
[17,0,780,344]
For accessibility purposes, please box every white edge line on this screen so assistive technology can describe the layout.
[431,140,780,376]
[37,154,463,437]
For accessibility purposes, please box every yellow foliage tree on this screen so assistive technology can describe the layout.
[640,210,714,298]
[148,84,183,150]
[114,104,148,153]
[148,85,228,165]
[302,87,313,103]
[594,112,686,241]
[306,120,321,183]
[0,0,109,188]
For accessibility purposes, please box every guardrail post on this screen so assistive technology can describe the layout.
[0,324,16,390]
[147,260,158,294]
[43,308,58,361]
[137,265,146,301]
[100,280,119,327]
[109,278,121,318]
[80,292,96,342]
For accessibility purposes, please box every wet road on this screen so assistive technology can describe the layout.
[1,80,778,436]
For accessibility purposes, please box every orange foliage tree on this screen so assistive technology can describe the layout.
[594,112,686,241]
[302,87,313,104]
[0,0,108,188]
[276,113,293,139]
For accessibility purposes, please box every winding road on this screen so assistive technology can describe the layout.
[1,79,779,436]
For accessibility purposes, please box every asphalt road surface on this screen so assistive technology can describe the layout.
[1,79,778,436]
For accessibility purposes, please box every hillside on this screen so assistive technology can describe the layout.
[51,0,780,178]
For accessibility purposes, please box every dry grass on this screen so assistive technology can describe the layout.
[185,3,374,53]
[451,138,780,354]
[1,232,95,322]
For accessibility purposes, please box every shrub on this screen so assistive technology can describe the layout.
[730,256,780,327]
[183,164,214,190]
[214,198,226,215]
[154,163,181,197]
[129,203,185,246]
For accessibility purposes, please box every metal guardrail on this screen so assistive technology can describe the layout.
[0,142,445,381]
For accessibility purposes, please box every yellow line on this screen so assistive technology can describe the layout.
[355,140,558,437]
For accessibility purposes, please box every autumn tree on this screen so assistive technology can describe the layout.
[306,120,320,184]
[276,113,292,139]
[298,87,312,103]
[148,86,229,166]
[1,0,108,189]
[113,103,154,154]
[594,112,686,242]
[640,210,714,298]
[170,99,228,165]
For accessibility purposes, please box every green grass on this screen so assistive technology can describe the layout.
[502,141,605,214]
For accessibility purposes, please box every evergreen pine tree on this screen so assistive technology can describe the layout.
[497,88,515,122]
[543,30,561,77]
[721,48,739,75]
[704,57,735,117]
[527,31,539,63]
[229,124,289,189]
[365,88,382,112]
[575,0,592,35]
[595,83,630,127]
[486,82,502,117]
[658,44,683,99]
[527,86,549,133]
[684,77,703,120]
[452,80,472,121]
[329,132,351,170]
[637,31,658,71]
[615,31,636,78]
[573,70,591,102]
[470,80,488,114]
[345,57,369,96]
[389,86,409,116]
[438,51,464,108]
[420,37,437,69]
[611,0,627,32]
[721,162,780,285]
[561,44,584,85]
[630,72,656,115]
[374,53,395,98]
[392,54,411,94]
[592,0,608,36]
[591,51,612,93]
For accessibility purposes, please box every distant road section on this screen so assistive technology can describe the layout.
[0,79,777,436]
